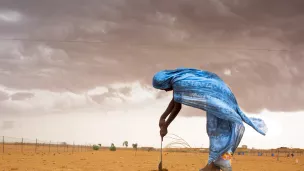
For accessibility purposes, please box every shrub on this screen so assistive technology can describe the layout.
[123,141,128,148]
[132,143,138,156]
[93,145,100,151]
[132,143,138,149]
[109,143,116,151]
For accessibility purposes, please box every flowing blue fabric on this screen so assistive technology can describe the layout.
[153,67,267,164]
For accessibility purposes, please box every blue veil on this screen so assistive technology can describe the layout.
[153,68,267,163]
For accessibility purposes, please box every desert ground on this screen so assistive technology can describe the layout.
[0,146,304,171]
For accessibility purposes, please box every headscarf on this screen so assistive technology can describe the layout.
[153,67,267,163]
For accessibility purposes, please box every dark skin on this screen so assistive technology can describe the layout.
[159,98,181,141]
[159,88,220,171]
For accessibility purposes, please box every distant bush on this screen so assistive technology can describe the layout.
[93,145,100,151]
[123,141,128,148]
[109,143,116,151]
[132,143,138,149]
[132,143,138,156]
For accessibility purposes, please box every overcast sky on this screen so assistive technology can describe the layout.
[0,0,304,149]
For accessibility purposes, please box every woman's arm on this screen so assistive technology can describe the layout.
[159,101,182,140]
[164,102,182,128]
[160,98,175,120]
[159,98,175,128]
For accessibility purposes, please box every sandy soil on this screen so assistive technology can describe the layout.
[0,149,303,171]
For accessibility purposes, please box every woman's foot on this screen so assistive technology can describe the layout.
[199,162,220,171]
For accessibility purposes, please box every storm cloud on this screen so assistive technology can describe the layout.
[0,0,304,115]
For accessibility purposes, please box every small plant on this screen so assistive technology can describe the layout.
[132,143,138,149]
[132,143,138,156]
[109,143,116,151]
[122,141,129,148]
[98,144,101,147]
[123,141,128,148]
[93,145,100,151]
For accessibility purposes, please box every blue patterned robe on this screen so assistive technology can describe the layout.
[152,68,267,163]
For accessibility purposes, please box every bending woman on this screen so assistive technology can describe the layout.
[153,68,267,171]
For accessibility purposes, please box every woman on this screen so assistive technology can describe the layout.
[153,67,267,171]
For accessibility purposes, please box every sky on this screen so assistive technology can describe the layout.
[0,0,304,149]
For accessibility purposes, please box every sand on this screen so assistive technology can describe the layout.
[0,149,304,171]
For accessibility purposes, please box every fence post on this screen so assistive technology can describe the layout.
[72,142,74,154]
[2,136,4,153]
[49,141,51,153]
[57,142,58,153]
[21,138,24,154]
[35,139,37,153]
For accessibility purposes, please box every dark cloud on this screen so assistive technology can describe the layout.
[0,0,303,45]
[1,121,14,130]
[10,92,34,101]
[0,0,303,114]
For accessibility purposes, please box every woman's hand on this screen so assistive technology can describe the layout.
[160,126,168,141]
[159,118,168,140]
[159,118,166,128]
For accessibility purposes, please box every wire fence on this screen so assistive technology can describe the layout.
[0,136,93,154]
[234,149,304,157]
[1,135,303,159]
